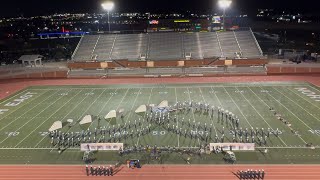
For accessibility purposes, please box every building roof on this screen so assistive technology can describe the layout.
[19,55,43,61]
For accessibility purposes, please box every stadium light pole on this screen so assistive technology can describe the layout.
[218,0,232,30]
[102,1,114,33]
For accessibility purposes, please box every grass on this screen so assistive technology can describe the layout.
[0,82,319,164]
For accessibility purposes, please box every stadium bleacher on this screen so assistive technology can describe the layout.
[72,29,263,62]
[234,30,263,58]
[111,34,148,60]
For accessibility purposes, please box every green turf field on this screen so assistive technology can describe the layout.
[0,82,320,164]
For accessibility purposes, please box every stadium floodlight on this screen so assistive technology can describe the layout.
[102,1,114,11]
[101,1,114,33]
[218,0,232,9]
[218,0,232,30]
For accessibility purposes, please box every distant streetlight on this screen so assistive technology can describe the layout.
[218,0,232,30]
[102,1,114,33]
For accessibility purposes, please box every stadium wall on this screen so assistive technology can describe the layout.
[2,61,320,80]
[0,70,68,79]
[267,65,320,75]
[68,59,268,69]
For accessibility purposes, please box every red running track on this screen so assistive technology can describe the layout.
[1,75,320,100]
[1,165,320,180]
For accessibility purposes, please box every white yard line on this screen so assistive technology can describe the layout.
[51,88,121,150]
[104,88,130,127]
[174,88,180,147]
[259,86,311,142]
[94,88,130,144]
[0,89,73,145]
[34,89,106,148]
[0,90,49,122]
[95,88,130,144]
[113,88,141,145]
[199,87,218,136]
[287,88,320,110]
[272,87,320,122]
[123,88,141,122]
[211,86,242,142]
[0,90,61,133]
[209,87,223,136]
[248,87,308,145]
[14,89,86,148]
[210,87,223,108]
[136,88,154,147]
[222,87,253,128]
[86,89,125,130]
[235,87,287,146]
[186,87,201,147]
[96,88,119,116]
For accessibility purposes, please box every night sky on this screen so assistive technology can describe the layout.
[0,0,318,17]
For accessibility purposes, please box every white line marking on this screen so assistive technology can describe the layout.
[199,87,217,136]
[236,87,287,146]
[34,89,106,148]
[222,87,253,128]
[174,88,180,147]
[0,89,72,145]
[209,87,224,136]
[186,87,201,147]
[286,87,320,110]
[49,88,118,150]
[93,88,131,145]
[258,86,310,143]
[136,88,153,147]
[14,90,85,147]
[272,87,320,122]
[0,90,49,122]
[97,88,119,115]
[247,87,308,145]
[0,90,61,133]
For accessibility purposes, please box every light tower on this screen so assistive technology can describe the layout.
[102,1,115,33]
[218,0,232,30]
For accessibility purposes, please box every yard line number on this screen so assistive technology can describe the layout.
[309,130,320,136]
[5,132,20,137]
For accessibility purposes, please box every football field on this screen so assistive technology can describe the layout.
[0,82,320,164]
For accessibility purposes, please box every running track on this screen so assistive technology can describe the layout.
[1,75,320,179]
[1,165,320,180]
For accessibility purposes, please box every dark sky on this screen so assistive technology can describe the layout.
[0,0,317,17]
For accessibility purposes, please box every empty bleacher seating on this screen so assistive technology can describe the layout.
[111,34,148,60]
[72,30,263,62]
[148,33,183,60]
[234,31,263,58]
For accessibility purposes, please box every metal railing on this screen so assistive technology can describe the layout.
[250,28,264,56]
[71,35,84,60]
[215,32,224,58]
[233,31,242,54]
